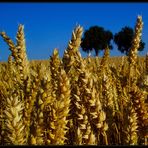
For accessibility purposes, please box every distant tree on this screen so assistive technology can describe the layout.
[80,26,113,56]
[114,26,145,55]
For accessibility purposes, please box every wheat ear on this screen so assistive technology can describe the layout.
[128,15,143,84]
[130,85,148,144]
[4,92,26,145]
[125,104,138,145]
[16,24,29,82]
[62,25,83,74]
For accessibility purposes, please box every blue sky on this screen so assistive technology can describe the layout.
[0,2,148,61]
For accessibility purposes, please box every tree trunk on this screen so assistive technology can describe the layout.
[88,50,91,57]
[95,49,99,56]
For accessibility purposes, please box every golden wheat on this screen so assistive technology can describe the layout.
[0,15,147,146]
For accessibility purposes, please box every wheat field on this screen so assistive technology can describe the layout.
[0,15,147,145]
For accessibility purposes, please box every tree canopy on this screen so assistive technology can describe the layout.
[114,26,145,55]
[80,26,113,56]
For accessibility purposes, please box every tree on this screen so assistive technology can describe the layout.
[80,26,113,56]
[114,26,145,55]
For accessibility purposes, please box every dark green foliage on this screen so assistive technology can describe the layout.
[114,26,145,55]
[81,26,113,56]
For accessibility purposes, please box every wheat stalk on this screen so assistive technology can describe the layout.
[46,49,70,145]
[128,15,143,84]
[16,24,29,82]
[125,105,138,145]
[0,32,18,61]
[130,85,148,144]
[4,91,26,145]
[62,25,83,74]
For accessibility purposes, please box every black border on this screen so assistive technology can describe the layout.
[0,0,147,147]
[0,1,148,3]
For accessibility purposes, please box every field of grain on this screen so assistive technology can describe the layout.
[0,16,147,145]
